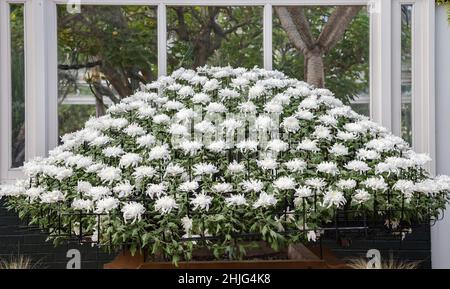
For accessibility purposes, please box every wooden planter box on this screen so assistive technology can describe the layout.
[104,243,349,269]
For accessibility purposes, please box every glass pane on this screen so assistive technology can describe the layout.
[57,5,157,139]
[401,5,413,145]
[273,6,370,115]
[167,6,263,73]
[10,4,25,168]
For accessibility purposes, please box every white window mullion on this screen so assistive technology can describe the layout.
[157,3,167,76]
[0,1,12,181]
[370,0,392,130]
[263,3,272,71]
[47,1,58,151]
[413,0,435,174]
[391,0,402,137]
[25,0,49,160]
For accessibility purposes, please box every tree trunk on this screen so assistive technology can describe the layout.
[305,48,325,88]
[95,95,106,117]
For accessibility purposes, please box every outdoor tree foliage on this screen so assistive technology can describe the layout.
[57,5,369,111]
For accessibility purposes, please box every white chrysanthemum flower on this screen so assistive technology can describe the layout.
[193,163,218,176]
[121,202,146,224]
[179,181,199,192]
[192,93,211,104]
[206,102,227,114]
[317,161,339,176]
[133,166,156,181]
[295,186,313,198]
[94,197,119,214]
[336,131,357,141]
[113,181,134,198]
[305,178,327,190]
[328,143,349,156]
[345,160,370,173]
[194,120,216,134]
[40,190,65,204]
[77,181,92,194]
[322,190,346,208]
[178,85,195,98]
[336,179,357,190]
[207,140,228,153]
[175,108,197,122]
[88,186,111,200]
[25,187,44,202]
[254,115,274,131]
[149,145,170,161]
[406,151,431,166]
[137,134,156,148]
[295,109,314,120]
[212,182,233,193]
[89,135,111,147]
[257,158,278,170]
[318,115,338,126]
[124,123,146,137]
[236,140,258,153]
[231,77,250,88]
[103,146,125,158]
[137,106,156,118]
[180,140,203,156]
[281,116,300,133]
[146,183,167,199]
[222,118,243,134]
[152,114,171,124]
[203,79,220,91]
[219,88,240,100]
[191,193,213,211]
[155,196,178,214]
[165,163,185,176]
[284,159,306,172]
[119,153,142,168]
[273,176,296,191]
[344,122,366,134]
[312,125,332,140]
[253,192,277,209]
[353,189,371,204]
[227,161,246,174]
[356,149,380,160]
[71,199,93,211]
[264,101,283,114]
[266,139,288,153]
[98,167,122,183]
[241,179,264,193]
[297,138,319,152]
[299,97,319,110]
[181,216,193,235]
[169,124,189,136]
[393,180,415,198]
[164,100,185,111]
[362,177,388,191]
[225,194,247,207]
[248,85,265,99]
[238,101,257,113]
[415,179,441,194]
[55,167,73,181]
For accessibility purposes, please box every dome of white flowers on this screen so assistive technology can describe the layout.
[1,66,449,261]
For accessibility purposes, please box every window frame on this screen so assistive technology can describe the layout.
[0,0,436,181]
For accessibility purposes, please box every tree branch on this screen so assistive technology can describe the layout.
[274,6,315,53]
[317,6,362,53]
[58,60,102,70]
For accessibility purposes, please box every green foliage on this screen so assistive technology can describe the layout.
[58,105,97,137]
[10,4,25,168]
[273,7,370,103]
[437,0,450,22]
